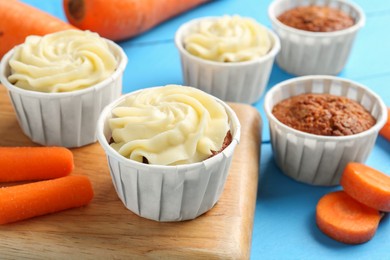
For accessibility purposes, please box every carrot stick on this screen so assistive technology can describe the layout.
[379,108,390,141]
[0,175,94,224]
[63,0,210,41]
[0,0,75,58]
[341,162,390,212]
[0,147,74,182]
[316,191,381,244]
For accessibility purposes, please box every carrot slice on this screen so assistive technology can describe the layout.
[379,108,390,141]
[316,191,381,244]
[341,162,390,212]
[0,0,75,58]
[0,175,94,224]
[0,147,74,182]
[63,0,209,41]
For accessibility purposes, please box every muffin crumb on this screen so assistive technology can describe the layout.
[210,131,232,157]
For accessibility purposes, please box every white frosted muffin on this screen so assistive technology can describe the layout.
[0,29,128,147]
[175,15,280,104]
[97,85,241,221]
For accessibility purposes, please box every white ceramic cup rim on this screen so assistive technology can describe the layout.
[264,75,388,141]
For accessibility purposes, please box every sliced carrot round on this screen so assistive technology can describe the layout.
[341,162,390,212]
[316,191,381,244]
[380,124,390,141]
[379,108,390,141]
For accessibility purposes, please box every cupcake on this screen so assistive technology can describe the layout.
[175,15,280,104]
[277,6,354,32]
[264,76,387,186]
[97,85,241,221]
[0,29,127,147]
[268,0,365,76]
[272,93,376,136]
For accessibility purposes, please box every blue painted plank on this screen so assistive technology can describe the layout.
[12,1,390,259]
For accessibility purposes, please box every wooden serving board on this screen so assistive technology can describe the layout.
[0,85,261,260]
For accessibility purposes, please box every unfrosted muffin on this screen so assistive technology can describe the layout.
[272,93,376,136]
[268,0,365,75]
[97,85,241,221]
[277,6,354,32]
[264,76,387,186]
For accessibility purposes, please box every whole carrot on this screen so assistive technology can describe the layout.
[0,175,94,225]
[0,147,74,182]
[379,108,390,141]
[0,0,75,58]
[63,0,209,41]
[316,191,381,244]
[341,162,390,212]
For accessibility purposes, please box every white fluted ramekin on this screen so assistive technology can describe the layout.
[175,17,280,104]
[268,0,365,76]
[264,76,387,186]
[96,86,241,222]
[0,40,127,148]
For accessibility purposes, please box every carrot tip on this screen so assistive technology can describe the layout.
[67,0,85,21]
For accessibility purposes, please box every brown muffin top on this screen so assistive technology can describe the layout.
[272,93,376,136]
[277,6,354,32]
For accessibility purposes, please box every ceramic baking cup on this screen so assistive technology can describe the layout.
[175,17,280,104]
[97,87,241,222]
[268,0,365,76]
[0,40,127,148]
[264,76,387,186]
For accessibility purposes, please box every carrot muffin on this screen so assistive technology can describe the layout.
[175,16,280,104]
[0,29,127,147]
[277,6,354,32]
[272,93,376,136]
[96,85,241,221]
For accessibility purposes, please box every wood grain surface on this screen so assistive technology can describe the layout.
[0,85,261,260]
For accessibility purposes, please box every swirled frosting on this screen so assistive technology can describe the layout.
[184,16,272,62]
[8,30,117,93]
[109,85,230,165]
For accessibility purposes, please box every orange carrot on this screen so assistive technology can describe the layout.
[316,191,381,244]
[379,108,390,141]
[0,147,74,182]
[341,162,390,212]
[0,0,75,58]
[0,175,94,224]
[63,0,209,41]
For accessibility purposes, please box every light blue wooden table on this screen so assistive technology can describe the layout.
[20,0,390,259]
